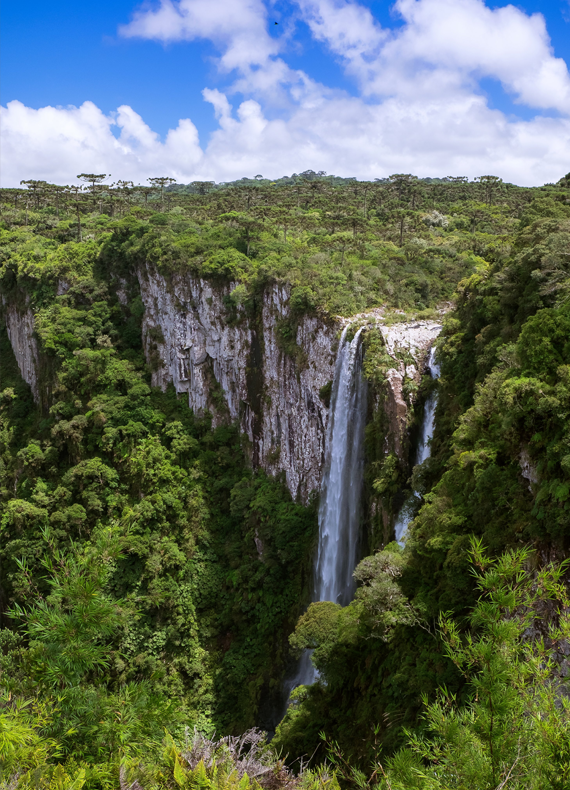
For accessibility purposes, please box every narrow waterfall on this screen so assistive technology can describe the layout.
[394,345,440,545]
[285,326,368,691]
[315,326,368,606]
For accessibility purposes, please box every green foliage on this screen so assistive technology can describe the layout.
[202,248,254,280]
[0,697,60,779]
[4,174,570,782]
[353,544,420,639]
[3,172,539,324]
[276,185,570,768]
[381,541,570,789]
[9,528,128,689]
[0,708,339,790]
[405,268,570,624]
[372,454,400,500]
[289,602,355,670]
[362,332,394,386]
[0,221,317,754]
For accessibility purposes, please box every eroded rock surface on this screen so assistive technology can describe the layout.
[137,266,338,501]
[1,269,441,503]
[519,447,539,492]
[379,321,442,459]
[1,296,40,403]
[137,266,252,423]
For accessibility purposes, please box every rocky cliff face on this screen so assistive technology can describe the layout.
[379,320,442,460]
[359,318,442,546]
[136,265,339,502]
[1,269,441,504]
[0,295,40,403]
[136,266,441,500]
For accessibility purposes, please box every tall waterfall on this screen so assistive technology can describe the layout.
[315,326,368,606]
[394,345,440,545]
[286,326,368,691]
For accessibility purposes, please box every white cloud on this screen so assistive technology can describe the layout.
[294,0,386,86]
[3,0,570,187]
[119,0,278,71]
[121,0,322,112]
[1,100,203,186]
[390,0,570,112]
[4,91,570,188]
[202,88,233,121]
[295,0,570,113]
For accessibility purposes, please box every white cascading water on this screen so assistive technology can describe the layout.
[315,326,368,606]
[279,338,438,715]
[394,345,440,545]
[285,326,368,691]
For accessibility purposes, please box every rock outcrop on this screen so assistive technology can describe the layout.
[379,320,442,459]
[137,265,338,502]
[1,268,442,503]
[0,295,40,403]
[137,266,441,499]
[519,447,539,492]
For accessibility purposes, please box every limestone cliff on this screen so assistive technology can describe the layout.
[359,318,442,546]
[136,265,338,502]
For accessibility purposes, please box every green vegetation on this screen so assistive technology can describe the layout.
[272,183,570,773]
[1,171,532,319]
[0,180,321,783]
[321,542,570,790]
[2,172,570,786]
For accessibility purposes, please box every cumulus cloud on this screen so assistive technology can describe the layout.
[121,0,317,111]
[294,0,387,85]
[1,101,203,186]
[119,0,278,71]
[4,91,570,188]
[296,0,570,112]
[3,0,570,187]
[389,0,570,112]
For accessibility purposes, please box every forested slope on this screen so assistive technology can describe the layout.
[1,173,570,788]
[275,185,570,773]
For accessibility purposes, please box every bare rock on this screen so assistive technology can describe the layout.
[137,265,338,502]
[379,321,442,460]
[520,447,539,491]
[1,294,40,403]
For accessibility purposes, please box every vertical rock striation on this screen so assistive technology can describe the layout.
[1,295,40,403]
[136,266,253,425]
[1,267,442,504]
[260,286,339,500]
[136,266,338,502]
[378,320,442,460]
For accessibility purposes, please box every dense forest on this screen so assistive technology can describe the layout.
[1,171,570,788]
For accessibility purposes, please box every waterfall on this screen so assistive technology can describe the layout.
[280,335,438,715]
[283,326,368,692]
[314,326,368,607]
[394,345,440,546]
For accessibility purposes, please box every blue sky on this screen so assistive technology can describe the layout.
[2,0,221,140]
[3,0,570,186]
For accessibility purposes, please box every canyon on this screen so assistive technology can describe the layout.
[2,268,441,505]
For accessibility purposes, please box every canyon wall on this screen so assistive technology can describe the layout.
[379,320,442,459]
[136,267,442,499]
[136,266,339,502]
[0,295,40,403]
[1,270,441,503]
